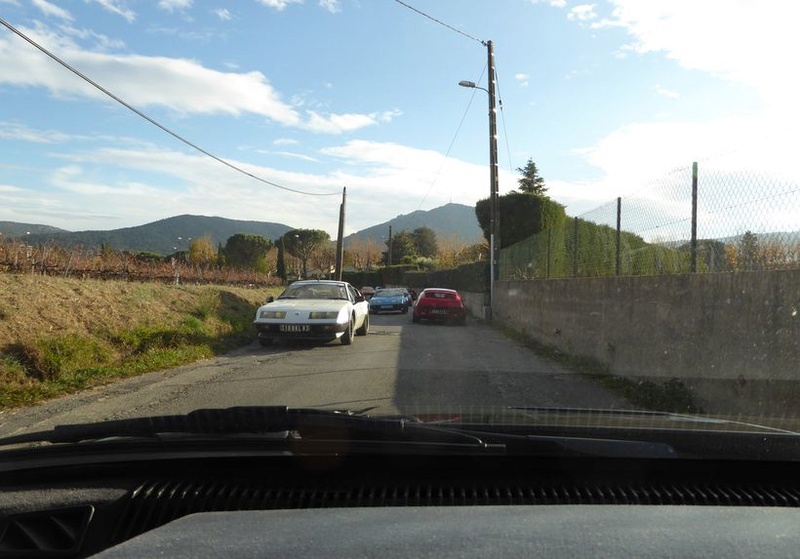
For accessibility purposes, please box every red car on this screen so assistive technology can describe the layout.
[411,288,467,325]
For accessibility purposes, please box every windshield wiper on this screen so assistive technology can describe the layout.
[0,407,494,451]
[0,406,687,460]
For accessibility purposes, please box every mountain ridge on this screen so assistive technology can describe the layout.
[1,203,483,255]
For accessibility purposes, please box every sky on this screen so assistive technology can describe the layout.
[1,0,798,240]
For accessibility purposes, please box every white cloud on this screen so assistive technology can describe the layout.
[557,114,800,238]
[530,0,566,8]
[376,109,402,123]
[568,4,597,22]
[256,0,303,11]
[320,139,509,202]
[318,0,341,14]
[598,0,800,113]
[304,112,376,134]
[515,73,530,87]
[0,122,74,143]
[32,146,344,232]
[655,85,679,99]
[302,111,400,134]
[273,138,299,146]
[58,24,125,51]
[3,139,501,234]
[89,0,136,23]
[272,151,318,162]
[51,164,164,196]
[32,0,73,21]
[0,24,390,134]
[158,0,193,12]
[213,8,231,21]
[553,0,800,238]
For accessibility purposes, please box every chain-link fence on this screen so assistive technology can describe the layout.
[499,161,800,279]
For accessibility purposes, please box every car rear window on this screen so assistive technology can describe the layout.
[424,291,456,300]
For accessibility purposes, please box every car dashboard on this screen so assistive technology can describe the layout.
[2,446,800,558]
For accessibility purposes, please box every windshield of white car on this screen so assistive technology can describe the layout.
[278,284,348,300]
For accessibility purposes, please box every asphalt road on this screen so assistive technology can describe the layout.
[0,313,631,436]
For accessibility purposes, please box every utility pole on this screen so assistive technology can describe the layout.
[487,40,500,319]
[457,40,500,320]
[335,187,345,280]
[388,225,393,266]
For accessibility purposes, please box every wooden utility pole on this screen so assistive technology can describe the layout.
[335,187,345,280]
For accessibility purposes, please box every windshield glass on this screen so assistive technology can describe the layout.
[0,1,797,459]
[278,283,348,300]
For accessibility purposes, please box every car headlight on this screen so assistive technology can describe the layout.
[309,311,339,319]
[259,310,286,319]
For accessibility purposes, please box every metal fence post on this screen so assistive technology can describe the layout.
[573,217,579,277]
[616,197,622,276]
[691,161,698,273]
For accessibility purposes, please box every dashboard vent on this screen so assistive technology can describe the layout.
[112,479,800,542]
[0,505,93,557]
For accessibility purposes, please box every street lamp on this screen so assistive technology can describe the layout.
[459,41,499,320]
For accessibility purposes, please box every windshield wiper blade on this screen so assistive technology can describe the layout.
[518,434,676,459]
[0,406,492,449]
[0,406,690,459]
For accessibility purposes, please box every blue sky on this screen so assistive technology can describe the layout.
[1,0,798,238]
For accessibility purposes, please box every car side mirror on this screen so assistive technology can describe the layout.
[267,296,275,303]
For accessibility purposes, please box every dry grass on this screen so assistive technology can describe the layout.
[0,274,279,408]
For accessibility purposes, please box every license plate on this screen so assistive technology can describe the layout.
[431,309,448,315]
[280,324,310,332]
[382,306,392,310]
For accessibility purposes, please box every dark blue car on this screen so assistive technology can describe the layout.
[368,288,410,314]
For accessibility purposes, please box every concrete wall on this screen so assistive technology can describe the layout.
[485,270,800,415]
[460,291,489,321]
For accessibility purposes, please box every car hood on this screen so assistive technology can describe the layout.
[258,299,350,313]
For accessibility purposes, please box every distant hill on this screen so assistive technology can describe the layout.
[3,204,484,256]
[661,231,800,249]
[0,221,69,237]
[14,215,293,255]
[344,203,482,246]
[715,231,800,246]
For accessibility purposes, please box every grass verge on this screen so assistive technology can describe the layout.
[0,276,282,409]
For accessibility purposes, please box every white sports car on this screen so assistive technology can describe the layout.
[253,280,370,346]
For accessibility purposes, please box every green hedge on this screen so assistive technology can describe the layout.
[500,218,696,279]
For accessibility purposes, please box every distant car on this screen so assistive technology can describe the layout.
[369,288,410,314]
[412,288,467,325]
[359,286,376,300]
[254,280,369,346]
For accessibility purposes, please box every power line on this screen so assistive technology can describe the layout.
[391,2,519,193]
[392,0,485,45]
[493,65,516,177]
[416,64,488,210]
[0,16,339,197]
